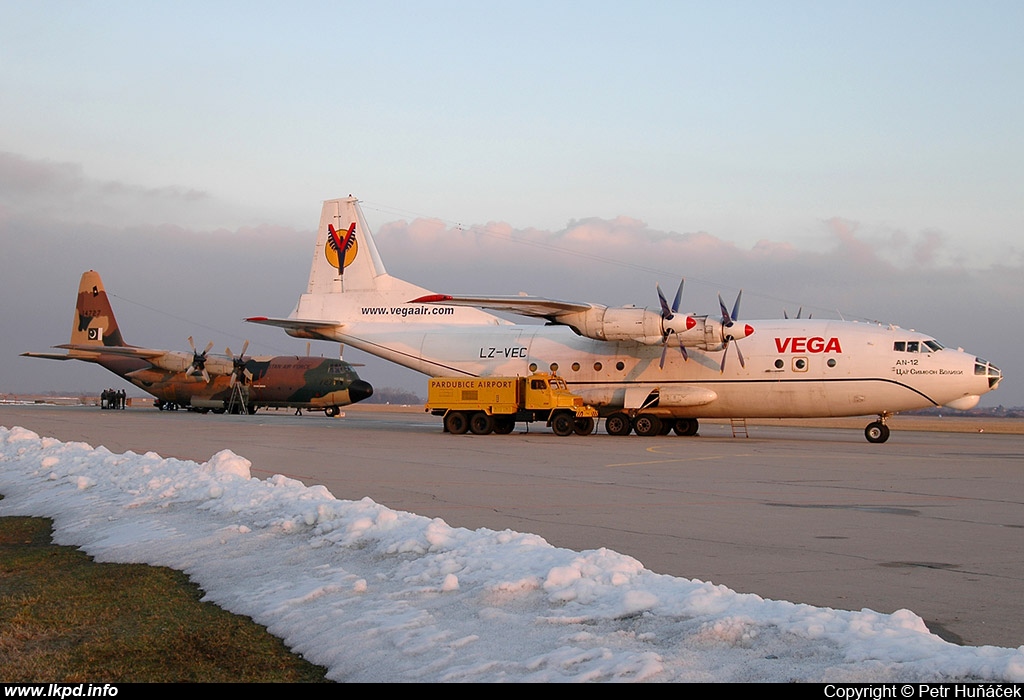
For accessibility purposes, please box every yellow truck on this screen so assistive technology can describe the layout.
[425,373,599,436]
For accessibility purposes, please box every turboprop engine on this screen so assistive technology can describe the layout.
[556,305,695,346]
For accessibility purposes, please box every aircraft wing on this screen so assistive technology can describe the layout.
[409,294,595,321]
[54,344,168,359]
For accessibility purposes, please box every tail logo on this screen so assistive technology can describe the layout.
[326,223,358,274]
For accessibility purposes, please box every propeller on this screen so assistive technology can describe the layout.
[717,291,754,373]
[186,336,214,383]
[657,279,690,369]
[225,340,252,386]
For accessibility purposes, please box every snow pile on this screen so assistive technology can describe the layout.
[2,425,1023,682]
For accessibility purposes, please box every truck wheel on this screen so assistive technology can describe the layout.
[551,412,575,437]
[470,412,494,435]
[493,416,516,434]
[633,414,663,436]
[574,417,595,436]
[606,412,632,436]
[445,411,469,435]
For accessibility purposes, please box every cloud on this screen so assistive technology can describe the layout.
[0,151,232,230]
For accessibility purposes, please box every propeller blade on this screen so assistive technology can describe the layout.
[671,279,683,314]
[657,284,672,319]
[718,290,748,372]
[657,279,690,369]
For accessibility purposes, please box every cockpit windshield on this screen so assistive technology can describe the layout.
[975,358,1003,388]
[893,339,944,353]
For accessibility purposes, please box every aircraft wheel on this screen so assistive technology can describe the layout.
[551,411,575,437]
[493,416,516,434]
[659,419,675,435]
[633,414,663,437]
[470,412,495,435]
[605,412,632,436]
[574,417,595,436]
[325,406,340,417]
[445,411,470,435]
[673,418,699,436]
[865,421,890,444]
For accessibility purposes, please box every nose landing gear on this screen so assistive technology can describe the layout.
[864,414,891,443]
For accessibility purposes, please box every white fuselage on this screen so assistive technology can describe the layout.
[324,314,992,418]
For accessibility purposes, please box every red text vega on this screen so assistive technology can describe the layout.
[774,337,843,353]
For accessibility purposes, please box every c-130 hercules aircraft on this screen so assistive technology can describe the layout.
[248,196,1002,442]
[24,270,373,415]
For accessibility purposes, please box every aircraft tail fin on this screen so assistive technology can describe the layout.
[70,270,128,348]
[306,196,392,295]
[287,196,501,327]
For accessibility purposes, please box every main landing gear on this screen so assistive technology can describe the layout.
[864,414,891,444]
[604,413,700,437]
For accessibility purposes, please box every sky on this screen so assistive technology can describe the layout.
[3,424,1024,682]
[1,2,1021,406]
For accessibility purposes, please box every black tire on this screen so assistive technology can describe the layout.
[633,414,663,437]
[325,405,340,417]
[493,416,516,434]
[606,412,632,436]
[865,421,890,443]
[673,418,699,436]
[551,412,575,437]
[574,417,595,436]
[445,411,469,435]
[659,419,675,435]
[470,412,495,435]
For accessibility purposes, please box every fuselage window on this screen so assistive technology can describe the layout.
[894,341,906,352]
[593,362,603,371]
[571,362,580,372]
[615,361,625,371]
[529,362,538,372]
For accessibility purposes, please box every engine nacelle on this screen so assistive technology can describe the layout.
[552,305,753,352]
[148,354,234,377]
[558,306,696,345]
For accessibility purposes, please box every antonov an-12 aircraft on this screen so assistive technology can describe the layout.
[248,196,1003,442]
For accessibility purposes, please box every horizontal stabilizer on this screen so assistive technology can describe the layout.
[20,352,75,361]
[245,316,343,341]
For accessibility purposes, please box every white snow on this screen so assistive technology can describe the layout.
[2,424,1022,682]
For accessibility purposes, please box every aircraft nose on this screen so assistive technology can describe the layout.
[348,379,374,404]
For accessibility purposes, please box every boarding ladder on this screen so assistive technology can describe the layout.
[226,384,250,415]
[729,418,749,438]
